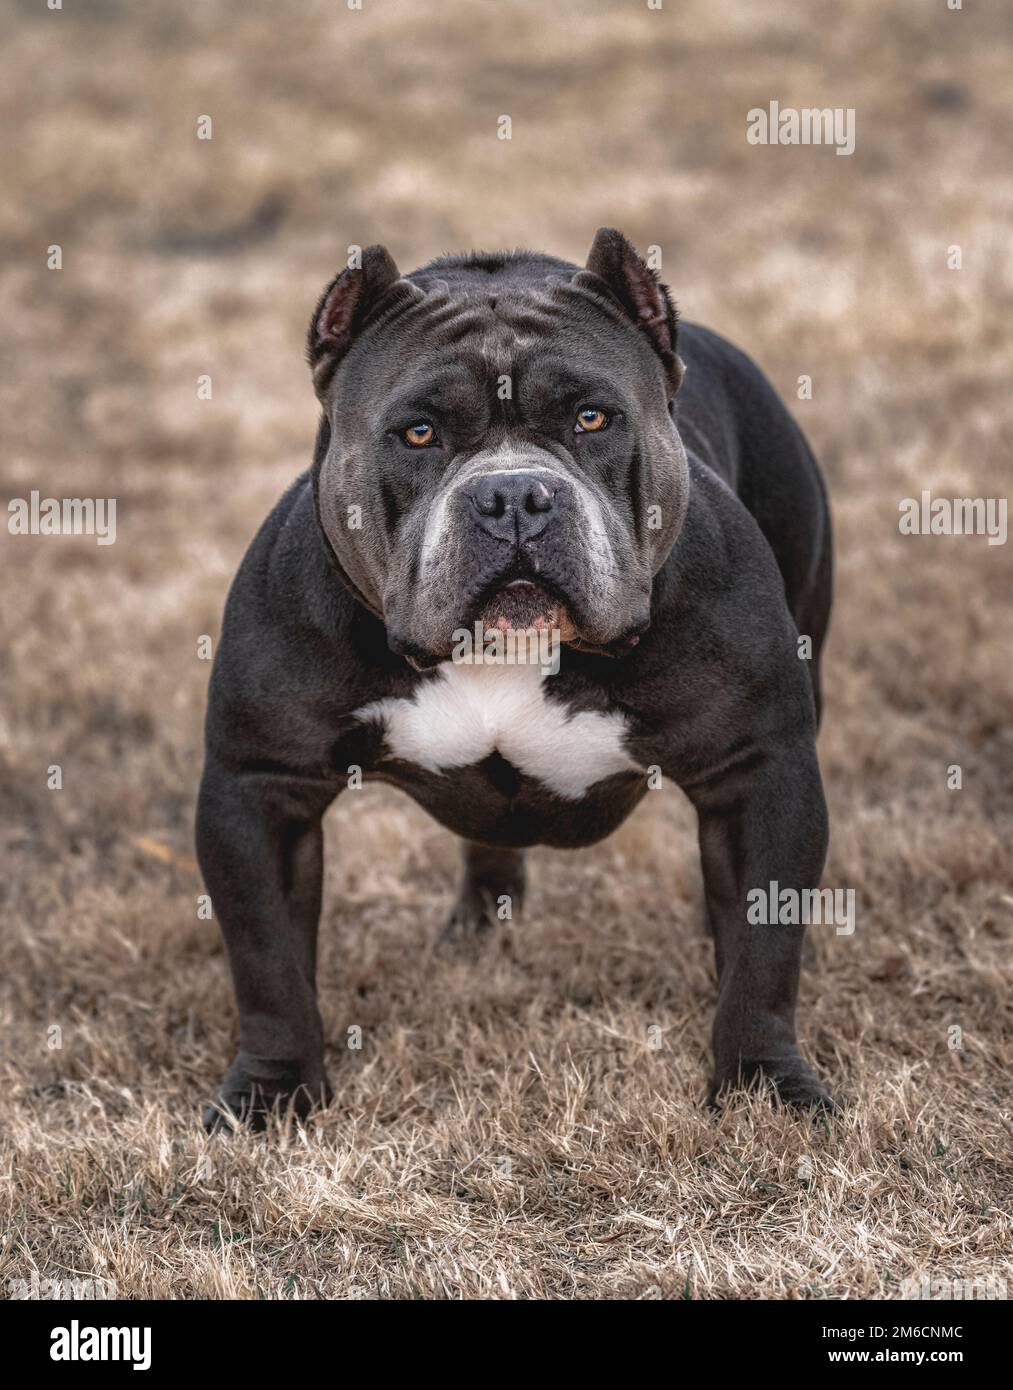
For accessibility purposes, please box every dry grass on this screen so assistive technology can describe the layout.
[1,0,1011,1299]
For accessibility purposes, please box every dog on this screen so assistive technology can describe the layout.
[196,228,834,1130]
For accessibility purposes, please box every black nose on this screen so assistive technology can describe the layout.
[468,472,556,544]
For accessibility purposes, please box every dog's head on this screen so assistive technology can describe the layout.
[308,228,689,668]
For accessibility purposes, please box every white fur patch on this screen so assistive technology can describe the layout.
[355,662,639,801]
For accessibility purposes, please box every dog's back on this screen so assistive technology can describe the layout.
[676,320,832,716]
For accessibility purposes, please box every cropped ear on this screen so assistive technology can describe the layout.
[575,228,685,396]
[307,245,420,396]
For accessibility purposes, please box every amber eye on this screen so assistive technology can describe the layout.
[575,408,609,433]
[404,421,435,447]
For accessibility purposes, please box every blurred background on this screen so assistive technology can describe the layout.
[1,0,1010,1299]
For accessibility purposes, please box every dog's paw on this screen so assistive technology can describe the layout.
[436,888,507,958]
[708,1056,836,1114]
[203,1054,332,1135]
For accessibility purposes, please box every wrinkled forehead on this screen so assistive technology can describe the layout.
[336,283,647,417]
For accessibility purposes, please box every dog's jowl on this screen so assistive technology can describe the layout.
[196,228,834,1130]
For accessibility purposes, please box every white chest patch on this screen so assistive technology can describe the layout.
[355,662,640,801]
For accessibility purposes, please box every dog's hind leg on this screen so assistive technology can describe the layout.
[793,517,833,729]
[440,840,526,948]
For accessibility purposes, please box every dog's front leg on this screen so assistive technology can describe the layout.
[688,740,833,1109]
[196,762,337,1131]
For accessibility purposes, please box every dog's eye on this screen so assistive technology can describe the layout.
[575,408,609,434]
[403,421,436,447]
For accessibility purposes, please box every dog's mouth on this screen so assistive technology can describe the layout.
[477,577,578,640]
[474,570,648,659]
[401,573,645,673]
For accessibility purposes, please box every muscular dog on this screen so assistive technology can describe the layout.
[196,228,834,1130]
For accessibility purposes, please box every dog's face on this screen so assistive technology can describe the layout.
[309,229,689,668]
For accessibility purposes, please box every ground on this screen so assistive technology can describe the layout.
[1,0,1011,1300]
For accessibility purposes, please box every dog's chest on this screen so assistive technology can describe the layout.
[355,663,639,801]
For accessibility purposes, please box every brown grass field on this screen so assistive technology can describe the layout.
[1,0,1011,1300]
